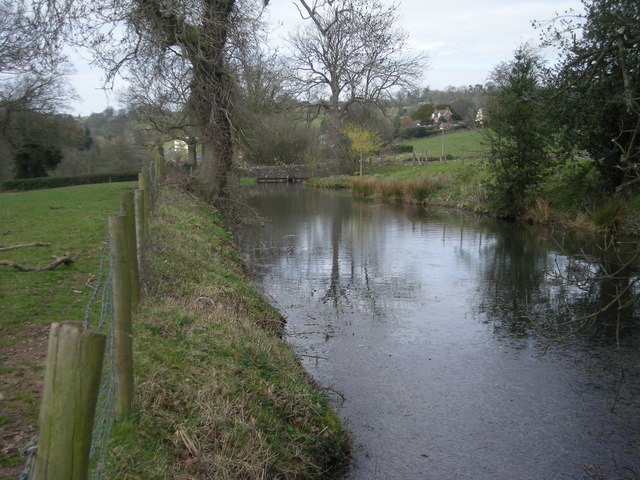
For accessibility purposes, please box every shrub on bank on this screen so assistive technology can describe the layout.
[309,159,640,233]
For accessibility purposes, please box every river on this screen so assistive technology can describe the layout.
[233,184,640,480]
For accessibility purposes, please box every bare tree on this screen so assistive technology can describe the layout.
[0,0,75,131]
[287,0,428,145]
[0,0,69,76]
[118,53,198,166]
[72,0,270,200]
[0,0,78,179]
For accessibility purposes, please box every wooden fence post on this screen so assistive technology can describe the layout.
[148,161,155,188]
[134,189,146,273]
[32,323,105,480]
[119,192,140,313]
[109,215,134,419]
[139,170,150,207]
[154,158,163,186]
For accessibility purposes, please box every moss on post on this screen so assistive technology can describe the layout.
[120,192,140,313]
[32,323,106,480]
[109,215,134,419]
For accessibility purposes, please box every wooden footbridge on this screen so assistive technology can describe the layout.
[256,176,308,184]
[238,164,313,184]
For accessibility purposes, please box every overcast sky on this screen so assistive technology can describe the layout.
[68,0,585,116]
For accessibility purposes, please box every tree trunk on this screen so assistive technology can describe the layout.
[198,83,234,200]
[190,0,236,201]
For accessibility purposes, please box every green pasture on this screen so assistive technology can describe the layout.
[0,182,137,333]
[397,129,490,160]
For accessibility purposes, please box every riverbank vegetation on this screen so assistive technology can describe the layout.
[308,155,640,236]
[310,0,640,231]
[0,182,350,478]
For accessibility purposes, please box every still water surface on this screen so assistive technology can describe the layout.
[234,184,639,480]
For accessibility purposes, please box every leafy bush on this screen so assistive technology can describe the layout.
[14,138,63,179]
[541,159,603,211]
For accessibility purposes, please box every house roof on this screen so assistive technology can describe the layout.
[431,108,453,121]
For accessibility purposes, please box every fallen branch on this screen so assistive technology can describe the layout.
[0,253,74,272]
[0,242,50,252]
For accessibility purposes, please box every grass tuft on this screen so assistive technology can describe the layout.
[352,175,450,204]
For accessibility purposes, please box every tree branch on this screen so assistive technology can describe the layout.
[0,253,73,271]
[0,242,50,252]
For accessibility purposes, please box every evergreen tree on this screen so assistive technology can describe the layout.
[486,45,550,217]
[14,137,63,178]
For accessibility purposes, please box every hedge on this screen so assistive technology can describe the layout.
[390,145,414,154]
[1,171,139,192]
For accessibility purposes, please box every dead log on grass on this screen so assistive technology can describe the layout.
[0,253,73,271]
[0,242,50,251]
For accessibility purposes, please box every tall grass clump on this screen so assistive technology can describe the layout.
[351,177,377,196]
[377,179,405,200]
[402,175,451,204]
[524,197,555,224]
[104,186,350,479]
[351,175,450,204]
[455,181,489,211]
[590,197,628,234]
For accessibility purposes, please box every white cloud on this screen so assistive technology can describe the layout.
[396,0,584,88]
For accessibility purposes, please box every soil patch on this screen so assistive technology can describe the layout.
[0,323,48,477]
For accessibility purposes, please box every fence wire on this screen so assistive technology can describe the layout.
[85,233,116,480]
[21,172,152,480]
[20,232,117,480]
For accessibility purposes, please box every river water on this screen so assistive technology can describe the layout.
[233,184,640,480]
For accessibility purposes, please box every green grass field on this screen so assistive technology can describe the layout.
[0,182,137,332]
[0,181,136,475]
[397,129,490,160]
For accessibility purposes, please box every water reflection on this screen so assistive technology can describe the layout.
[234,184,640,480]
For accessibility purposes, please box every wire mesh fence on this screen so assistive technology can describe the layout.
[18,166,154,480]
[18,237,115,480]
[85,235,116,480]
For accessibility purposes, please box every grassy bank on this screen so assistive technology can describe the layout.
[106,186,350,478]
[310,160,488,211]
[0,183,350,479]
